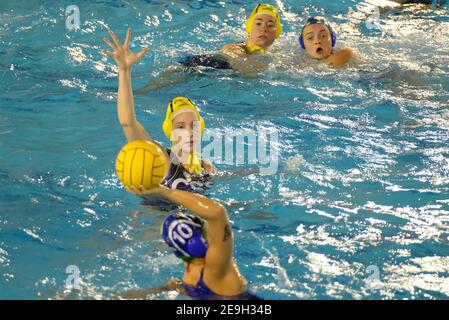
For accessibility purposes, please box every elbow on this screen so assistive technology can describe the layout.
[119,119,136,128]
[120,122,131,128]
[213,205,228,222]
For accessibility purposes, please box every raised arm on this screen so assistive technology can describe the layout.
[102,28,151,143]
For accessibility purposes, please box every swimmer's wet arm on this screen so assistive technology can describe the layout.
[134,66,188,94]
[102,28,151,142]
[113,278,184,299]
[137,42,240,94]
[134,186,234,272]
[326,48,353,68]
[157,187,234,274]
[117,67,151,142]
[157,187,228,223]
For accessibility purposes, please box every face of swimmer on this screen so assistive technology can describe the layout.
[172,111,200,154]
[248,13,277,49]
[303,24,333,60]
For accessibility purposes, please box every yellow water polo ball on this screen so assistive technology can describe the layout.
[115,140,169,190]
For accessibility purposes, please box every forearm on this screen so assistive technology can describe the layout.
[118,67,137,126]
[159,188,227,222]
[114,279,184,299]
[135,66,187,94]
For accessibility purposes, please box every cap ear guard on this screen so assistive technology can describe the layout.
[299,34,305,49]
[331,30,337,47]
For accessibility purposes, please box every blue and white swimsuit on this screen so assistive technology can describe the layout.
[141,149,213,207]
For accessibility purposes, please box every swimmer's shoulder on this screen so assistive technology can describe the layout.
[326,48,354,68]
[218,42,248,59]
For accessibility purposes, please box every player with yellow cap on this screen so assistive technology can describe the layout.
[179,4,282,72]
[102,28,216,200]
[243,3,283,53]
[135,4,283,93]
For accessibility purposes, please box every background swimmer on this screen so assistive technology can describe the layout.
[135,4,282,92]
[299,16,353,68]
[116,185,261,300]
[102,28,216,201]
[217,3,282,73]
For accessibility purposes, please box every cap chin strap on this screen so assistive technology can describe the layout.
[245,42,265,54]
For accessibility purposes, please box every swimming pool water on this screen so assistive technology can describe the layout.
[0,0,449,299]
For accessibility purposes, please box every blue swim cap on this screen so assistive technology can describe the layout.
[299,16,337,49]
[161,213,208,260]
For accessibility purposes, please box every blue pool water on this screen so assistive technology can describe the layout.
[1,0,449,299]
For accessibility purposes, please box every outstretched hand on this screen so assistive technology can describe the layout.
[102,27,148,70]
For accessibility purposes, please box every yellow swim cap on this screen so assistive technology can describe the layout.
[162,97,205,140]
[245,4,282,39]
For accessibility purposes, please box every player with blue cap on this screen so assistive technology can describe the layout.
[299,16,353,67]
[117,186,262,300]
[161,213,208,261]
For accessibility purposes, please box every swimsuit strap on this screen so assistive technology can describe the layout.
[182,268,262,300]
[181,268,215,298]
[197,268,216,295]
